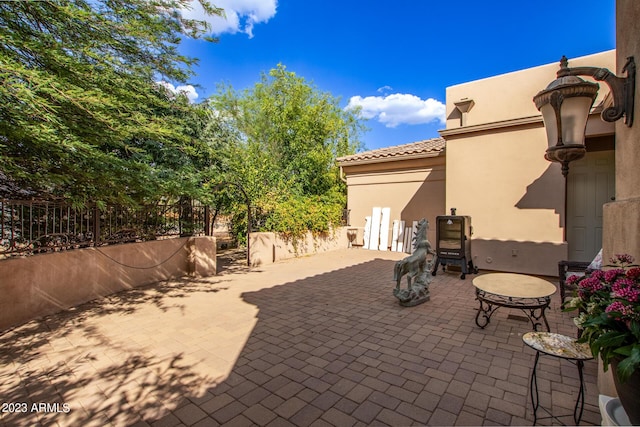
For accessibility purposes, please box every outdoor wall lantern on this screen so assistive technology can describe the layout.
[533,55,636,177]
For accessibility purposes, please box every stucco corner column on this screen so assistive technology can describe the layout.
[186,236,217,277]
[603,197,640,263]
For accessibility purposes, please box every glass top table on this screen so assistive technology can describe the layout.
[523,332,593,425]
[472,273,557,331]
[522,332,592,360]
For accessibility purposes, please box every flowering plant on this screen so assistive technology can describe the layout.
[563,254,640,383]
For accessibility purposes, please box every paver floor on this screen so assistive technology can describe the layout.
[0,248,601,426]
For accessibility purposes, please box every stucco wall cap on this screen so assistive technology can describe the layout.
[337,137,445,165]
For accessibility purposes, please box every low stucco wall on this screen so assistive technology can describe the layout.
[249,227,348,266]
[0,236,216,331]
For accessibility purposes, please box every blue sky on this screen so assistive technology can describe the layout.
[176,0,615,151]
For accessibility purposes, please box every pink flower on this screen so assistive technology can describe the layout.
[612,278,640,302]
[605,301,635,316]
[612,277,635,290]
[605,269,626,282]
[611,254,635,265]
[566,274,581,285]
[578,276,605,293]
[626,267,640,280]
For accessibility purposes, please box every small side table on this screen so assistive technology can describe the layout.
[523,332,593,425]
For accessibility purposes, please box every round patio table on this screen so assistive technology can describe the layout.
[472,273,557,331]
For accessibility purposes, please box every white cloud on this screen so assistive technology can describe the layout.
[158,81,199,103]
[181,0,277,38]
[347,93,446,128]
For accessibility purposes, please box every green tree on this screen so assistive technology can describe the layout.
[128,97,233,204]
[209,64,366,241]
[0,0,222,206]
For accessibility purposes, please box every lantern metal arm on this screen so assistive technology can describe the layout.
[556,55,635,127]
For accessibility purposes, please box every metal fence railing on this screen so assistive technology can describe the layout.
[1,199,209,258]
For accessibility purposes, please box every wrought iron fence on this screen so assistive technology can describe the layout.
[342,208,350,227]
[0,199,208,258]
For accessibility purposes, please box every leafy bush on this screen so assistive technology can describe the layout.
[262,193,344,238]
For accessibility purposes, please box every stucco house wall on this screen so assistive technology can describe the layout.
[340,50,616,276]
[338,139,445,248]
[441,50,616,276]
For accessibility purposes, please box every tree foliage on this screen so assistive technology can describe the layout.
[0,0,366,242]
[209,64,366,241]
[0,0,222,205]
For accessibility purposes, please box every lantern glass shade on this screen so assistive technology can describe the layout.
[539,102,559,149]
[540,95,595,148]
[534,76,599,173]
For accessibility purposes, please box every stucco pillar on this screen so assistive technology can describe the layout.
[186,236,217,277]
[600,0,640,396]
[603,0,640,268]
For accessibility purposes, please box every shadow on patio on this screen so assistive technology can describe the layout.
[0,272,234,426]
[0,250,602,426]
[187,260,602,426]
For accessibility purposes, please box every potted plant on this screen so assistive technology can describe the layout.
[564,254,640,425]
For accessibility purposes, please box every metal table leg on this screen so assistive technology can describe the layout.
[529,351,588,425]
[530,351,541,425]
[475,290,551,332]
[574,360,586,425]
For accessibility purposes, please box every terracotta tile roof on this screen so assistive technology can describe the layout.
[337,137,445,165]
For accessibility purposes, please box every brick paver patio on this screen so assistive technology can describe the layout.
[0,248,601,426]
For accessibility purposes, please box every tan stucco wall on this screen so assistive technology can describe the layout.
[598,0,640,400]
[443,51,616,276]
[445,51,615,129]
[0,236,216,331]
[342,156,445,247]
[444,126,567,275]
[603,0,640,269]
[249,227,349,266]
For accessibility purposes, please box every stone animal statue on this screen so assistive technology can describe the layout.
[393,218,436,306]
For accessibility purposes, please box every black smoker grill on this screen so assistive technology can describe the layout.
[431,208,478,279]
